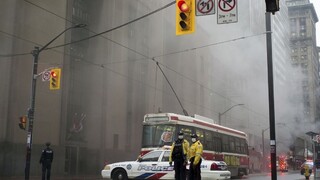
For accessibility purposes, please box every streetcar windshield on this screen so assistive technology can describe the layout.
[142,124,176,147]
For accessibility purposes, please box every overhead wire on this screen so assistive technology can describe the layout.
[2,0,269,119]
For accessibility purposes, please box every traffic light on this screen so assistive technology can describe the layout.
[176,0,195,35]
[50,68,61,90]
[265,0,279,14]
[19,115,27,130]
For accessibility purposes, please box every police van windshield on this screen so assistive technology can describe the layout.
[142,125,176,147]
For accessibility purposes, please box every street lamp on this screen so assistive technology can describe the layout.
[218,103,244,125]
[24,24,86,180]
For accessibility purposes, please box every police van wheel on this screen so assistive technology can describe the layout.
[112,169,128,180]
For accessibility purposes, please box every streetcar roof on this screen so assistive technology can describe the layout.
[144,113,247,138]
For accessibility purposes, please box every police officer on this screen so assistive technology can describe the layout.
[169,131,189,180]
[189,134,203,180]
[39,142,54,180]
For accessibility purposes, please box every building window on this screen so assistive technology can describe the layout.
[292,48,297,53]
[301,47,307,52]
[292,56,298,62]
[301,62,308,67]
[301,55,307,60]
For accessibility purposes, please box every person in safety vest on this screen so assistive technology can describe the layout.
[39,142,54,180]
[169,131,190,180]
[188,134,203,180]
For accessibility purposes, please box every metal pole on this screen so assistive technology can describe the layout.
[218,113,221,125]
[24,24,86,180]
[265,12,277,180]
[25,47,39,180]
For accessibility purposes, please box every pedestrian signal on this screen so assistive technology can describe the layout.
[50,68,61,90]
[265,0,279,14]
[176,0,195,35]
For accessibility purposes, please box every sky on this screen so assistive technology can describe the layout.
[310,0,320,45]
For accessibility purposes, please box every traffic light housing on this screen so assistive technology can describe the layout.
[50,68,61,90]
[19,115,27,130]
[176,0,195,35]
[265,0,279,14]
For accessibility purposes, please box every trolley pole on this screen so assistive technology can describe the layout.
[24,24,86,180]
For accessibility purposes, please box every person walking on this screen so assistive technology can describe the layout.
[169,131,189,180]
[39,142,54,180]
[188,134,203,180]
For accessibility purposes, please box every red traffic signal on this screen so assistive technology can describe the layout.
[176,0,195,35]
[177,0,189,12]
[50,68,61,90]
[51,71,57,78]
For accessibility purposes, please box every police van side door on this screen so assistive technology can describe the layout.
[131,150,162,179]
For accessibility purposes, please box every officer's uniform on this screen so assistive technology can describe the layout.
[39,143,54,180]
[189,134,203,180]
[169,132,189,180]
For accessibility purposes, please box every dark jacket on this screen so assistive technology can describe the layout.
[40,147,54,164]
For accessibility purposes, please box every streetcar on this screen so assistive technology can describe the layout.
[140,113,249,178]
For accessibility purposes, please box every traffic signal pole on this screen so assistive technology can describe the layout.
[24,24,86,180]
[24,47,39,180]
[265,12,277,180]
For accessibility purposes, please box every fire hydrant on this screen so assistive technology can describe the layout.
[305,164,310,179]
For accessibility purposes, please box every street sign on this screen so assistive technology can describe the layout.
[42,70,51,81]
[217,0,238,24]
[196,0,215,16]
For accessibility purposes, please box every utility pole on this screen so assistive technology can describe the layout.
[24,24,86,180]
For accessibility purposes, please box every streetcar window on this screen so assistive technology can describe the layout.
[222,135,229,152]
[240,139,246,154]
[178,125,193,143]
[213,136,222,152]
[195,129,204,144]
[142,125,175,147]
[204,130,213,151]
[235,138,241,153]
[229,137,235,152]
